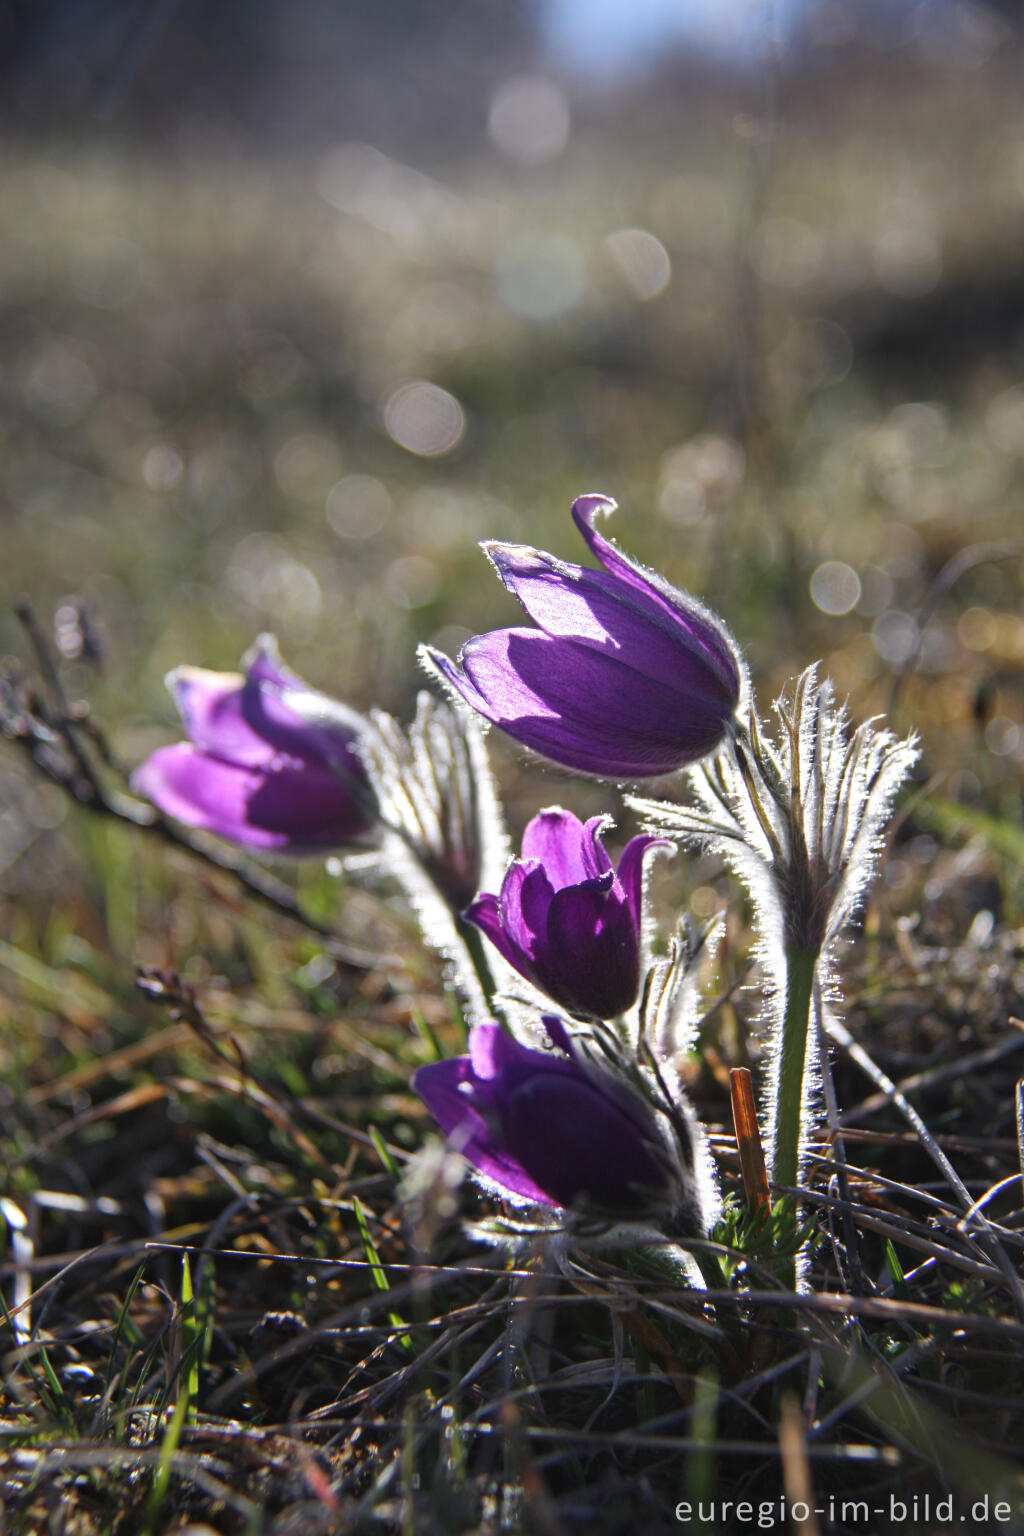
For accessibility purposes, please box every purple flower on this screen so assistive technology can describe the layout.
[421,493,742,779]
[132,635,376,852]
[464,807,666,1019]
[414,1018,689,1220]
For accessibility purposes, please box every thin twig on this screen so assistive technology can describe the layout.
[826,1014,1024,1317]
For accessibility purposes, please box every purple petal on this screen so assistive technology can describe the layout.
[263,686,369,777]
[458,628,735,777]
[468,1021,586,1100]
[516,864,556,954]
[570,494,656,604]
[615,834,672,929]
[132,744,371,850]
[570,494,742,702]
[463,891,532,977]
[469,1020,545,1081]
[486,542,736,706]
[499,1069,672,1212]
[168,667,279,770]
[241,675,366,780]
[241,633,302,690]
[413,1053,476,1133]
[519,808,607,887]
[413,1056,556,1205]
[420,643,498,721]
[541,1015,574,1054]
[169,656,366,785]
[539,883,639,1018]
[416,1024,677,1215]
[496,861,538,957]
[581,816,614,879]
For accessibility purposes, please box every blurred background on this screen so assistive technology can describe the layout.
[4,13,1024,1515]
[2,0,1023,925]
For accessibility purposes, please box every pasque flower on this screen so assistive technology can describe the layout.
[421,493,742,779]
[414,1017,699,1226]
[132,635,375,851]
[464,807,665,1019]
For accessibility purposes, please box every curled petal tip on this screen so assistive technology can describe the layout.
[244,631,281,664]
[164,662,241,695]
[483,541,561,589]
[571,492,618,526]
[418,640,496,722]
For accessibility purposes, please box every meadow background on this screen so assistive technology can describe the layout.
[2,2,1024,1531]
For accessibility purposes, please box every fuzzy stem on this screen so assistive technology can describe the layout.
[772,945,819,1198]
[456,915,501,1022]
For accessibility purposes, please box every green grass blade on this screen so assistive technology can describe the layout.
[143,1382,190,1536]
[885,1238,910,1300]
[352,1196,413,1354]
[180,1252,200,1425]
[369,1125,401,1182]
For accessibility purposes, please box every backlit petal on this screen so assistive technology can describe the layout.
[615,833,672,929]
[459,628,733,777]
[486,541,737,704]
[413,1056,556,1205]
[132,744,369,850]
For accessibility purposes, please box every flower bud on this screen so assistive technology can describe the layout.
[132,635,375,852]
[465,807,666,1019]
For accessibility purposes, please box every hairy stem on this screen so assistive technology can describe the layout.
[455,915,499,1023]
[772,945,819,1198]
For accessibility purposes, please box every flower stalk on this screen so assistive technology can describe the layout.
[630,667,919,1276]
[455,914,500,1029]
[773,944,819,1199]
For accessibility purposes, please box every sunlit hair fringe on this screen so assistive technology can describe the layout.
[629,665,919,1184]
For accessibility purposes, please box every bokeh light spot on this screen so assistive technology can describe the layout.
[874,206,942,297]
[488,75,570,165]
[69,235,142,310]
[326,475,393,540]
[387,554,440,608]
[755,216,823,289]
[985,385,1024,454]
[492,233,586,321]
[872,610,920,665]
[985,715,1021,758]
[604,227,671,300]
[689,885,719,919]
[810,560,861,616]
[957,606,996,652]
[383,381,465,457]
[21,337,96,423]
[142,444,184,492]
[274,432,344,502]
